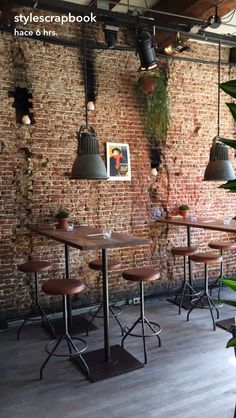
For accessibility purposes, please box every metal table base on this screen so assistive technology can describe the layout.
[73,344,143,382]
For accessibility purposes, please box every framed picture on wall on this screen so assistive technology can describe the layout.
[106,142,131,181]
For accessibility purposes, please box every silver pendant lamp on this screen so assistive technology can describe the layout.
[70,24,107,180]
[204,43,235,181]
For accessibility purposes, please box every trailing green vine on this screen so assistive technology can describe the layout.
[135,67,170,148]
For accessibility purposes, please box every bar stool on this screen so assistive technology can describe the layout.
[121,267,162,364]
[171,246,199,314]
[187,252,223,330]
[208,241,236,299]
[17,260,55,339]
[86,259,123,335]
[40,279,90,380]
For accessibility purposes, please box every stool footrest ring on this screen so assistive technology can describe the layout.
[45,334,87,358]
[123,317,162,339]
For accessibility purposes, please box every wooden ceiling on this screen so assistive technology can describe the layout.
[142,0,236,50]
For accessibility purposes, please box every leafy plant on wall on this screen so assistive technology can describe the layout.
[217,79,236,348]
[135,66,170,168]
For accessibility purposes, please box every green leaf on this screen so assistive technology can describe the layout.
[226,337,236,348]
[219,299,236,308]
[219,138,236,149]
[219,180,236,191]
[220,80,236,98]
[226,103,236,122]
[220,278,236,292]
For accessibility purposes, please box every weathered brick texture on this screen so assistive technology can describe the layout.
[0,8,236,320]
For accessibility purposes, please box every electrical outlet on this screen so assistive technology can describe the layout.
[133,297,140,305]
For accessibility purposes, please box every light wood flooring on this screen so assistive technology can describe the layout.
[0,292,236,418]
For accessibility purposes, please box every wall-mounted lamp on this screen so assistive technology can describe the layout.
[21,114,31,125]
[136,27,157,71]
[70,25,107,180]
[105,24,119,48]
[204,43,235,181]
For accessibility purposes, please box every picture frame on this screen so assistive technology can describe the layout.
[106,142,131,181]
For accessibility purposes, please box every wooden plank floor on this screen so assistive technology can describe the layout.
[0,292,236,418]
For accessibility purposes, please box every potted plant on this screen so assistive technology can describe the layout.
[178,204,190,218]
[55,209,70,229]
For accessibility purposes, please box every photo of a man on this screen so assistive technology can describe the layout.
[106,143,131,181]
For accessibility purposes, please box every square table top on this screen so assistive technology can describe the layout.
[155,216,236,234]
[32,226,149,251]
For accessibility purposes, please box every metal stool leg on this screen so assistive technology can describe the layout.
[175,256,200,314]
[17,272,56,340]
[187,264,220,330]
[140,282,148,364]
[34,273,56,338]
[86,304,102,336]
[121,281,161,364]
[109,305,124,335]
[40,295,89,380]
[209,250,224,299]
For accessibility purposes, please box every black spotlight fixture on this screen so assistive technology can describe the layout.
[136,27,157,71]
[105,24,119,49]
[207,5,221,29]
[204,43,235,182]
[70,25,107,180]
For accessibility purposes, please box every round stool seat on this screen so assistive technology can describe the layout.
[190,252,223,264]
[208,241,236,251]
[42,279,85,296]
[123,267,160,283]
[89,259,122,271]
[171,246,198,257]
[18,260,53,273]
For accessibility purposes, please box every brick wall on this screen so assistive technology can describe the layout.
[1,9,236,320]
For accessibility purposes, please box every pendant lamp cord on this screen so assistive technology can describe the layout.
[217,42,221,137]
[83,22,88,127]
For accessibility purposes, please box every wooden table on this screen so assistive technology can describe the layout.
[156,216,236,331]
[32,226,149,381]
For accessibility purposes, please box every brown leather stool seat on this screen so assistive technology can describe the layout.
[122,267,160,282]
[208,241,236,299]
[171,246,198,257]
[42,279,84,295]
[209,241,236,251]
[190,252,223,264]
[86,259,123,336]
[17,259,55,340]
[121,267,162,364]
[171,246,199,314]
[40,279,89,380]
[89,259,121,271]
[18,260,53,273]
[187,252,223,330]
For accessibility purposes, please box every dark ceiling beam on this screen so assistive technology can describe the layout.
[2,23,236,67]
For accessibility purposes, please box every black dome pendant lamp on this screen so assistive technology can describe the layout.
[204,43,235,181]
[70,25,107,180]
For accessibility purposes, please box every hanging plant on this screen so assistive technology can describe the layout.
[135,68,170,147]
